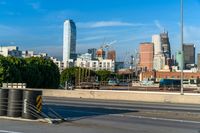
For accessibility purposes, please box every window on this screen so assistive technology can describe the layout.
[107,62,110,66]
[103,62,106,67]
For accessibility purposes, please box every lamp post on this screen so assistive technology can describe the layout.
[180,0,184,95]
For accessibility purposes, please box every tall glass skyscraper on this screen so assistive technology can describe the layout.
[63,19,76,63]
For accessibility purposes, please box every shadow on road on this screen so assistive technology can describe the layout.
[42,104,137,121]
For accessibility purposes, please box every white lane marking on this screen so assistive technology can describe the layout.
[0,130,23,133]
[109,114,200,124]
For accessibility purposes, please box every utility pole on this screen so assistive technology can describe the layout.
[180,0,184,95]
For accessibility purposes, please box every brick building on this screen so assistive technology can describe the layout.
[138,42,154,71]
[140,71,200,82]
[107,50,116,61]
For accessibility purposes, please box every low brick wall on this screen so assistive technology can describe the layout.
[43,89,200,104]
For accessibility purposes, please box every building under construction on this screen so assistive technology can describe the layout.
[107,50,116,61]
[160,31,171,59]
[96,48,106,60]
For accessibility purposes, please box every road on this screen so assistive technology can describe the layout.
[0,97,200,133]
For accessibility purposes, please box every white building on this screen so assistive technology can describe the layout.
[50,57,65,72]
[152,35,162,55]
[0,46,22,57]
[22,51,34,58]
[153,55,165,70]
[152,35,165,70]
[77,53,92,60]
[63,20,76,66]
[76,54,115,72]
[22,50,48,58]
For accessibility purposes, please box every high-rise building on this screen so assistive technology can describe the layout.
[96,48,105,60]
[152,35,165,70]
[160,32,171,59]
[197,53,200,71]
[183,44,195,69]
[139,42,154,71]
[152,35,162,55]
[63,19,76,64]
[175,51,184,70]
[107,50,116,61]
[88,48,97,59]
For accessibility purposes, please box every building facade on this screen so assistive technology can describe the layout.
[198,53,200,71]
[140,71,200,84]
[160,32,171,59]
[76,57,115,72]
[96,48,105,60]
[152,35,165,70]
[107,50,116,61]
[152,35,162,55]
[0,46,22,57]
[22,51,48,58]
[88,48,97,59]
[175,51,184,70]
[138,42,154,71]
[63,19,76,64]
[50,57,65,72]
[183,44,195,69]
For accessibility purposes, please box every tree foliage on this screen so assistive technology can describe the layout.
[60,67,77,86]
[60,67,96,86]
[0,56,22,83]
[0,56,60,89]
[96,70,111,81]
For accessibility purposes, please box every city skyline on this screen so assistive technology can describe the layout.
[0,0,200,60]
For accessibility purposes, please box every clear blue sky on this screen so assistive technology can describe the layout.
[0,0,200,60]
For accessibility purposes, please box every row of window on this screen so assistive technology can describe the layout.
[156,75,198,79]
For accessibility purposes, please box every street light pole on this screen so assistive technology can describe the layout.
[180,0,184,95]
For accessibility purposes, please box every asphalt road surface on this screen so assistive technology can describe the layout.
[0,97,200,133]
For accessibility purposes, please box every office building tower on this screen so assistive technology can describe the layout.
[152,35,165,70]
[183,44,195,69]
[63,19,76,63]
[152,35,162,55]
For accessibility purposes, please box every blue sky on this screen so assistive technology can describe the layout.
[0,0,200,60]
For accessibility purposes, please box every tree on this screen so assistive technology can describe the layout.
[96,70,111,82]
[22,57,60,89]
[0,56,23,84]
[0,56,60,89]
[60,67,77,86]
[60,67,97,86]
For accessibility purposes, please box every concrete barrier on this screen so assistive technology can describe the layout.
[43,89,200,104]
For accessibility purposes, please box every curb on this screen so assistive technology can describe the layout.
[0,116,52,124]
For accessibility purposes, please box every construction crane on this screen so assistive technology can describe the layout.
[100,40,117,51]
[101,40,117,60]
